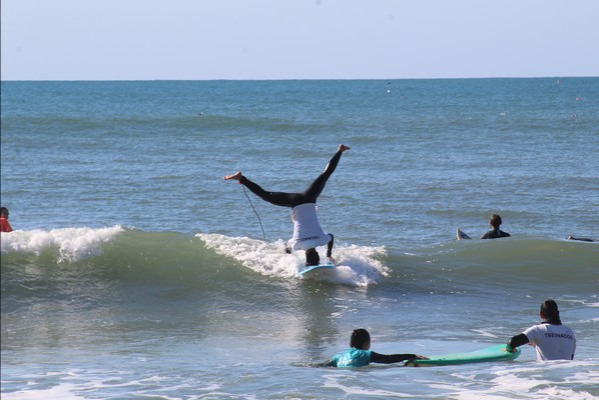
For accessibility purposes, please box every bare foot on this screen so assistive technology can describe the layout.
[223,171,243,181]
[338,144,351,152]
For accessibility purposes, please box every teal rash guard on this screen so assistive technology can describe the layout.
[328,348,418,368]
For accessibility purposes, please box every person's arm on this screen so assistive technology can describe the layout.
[370,352,426,364]
[507,333,529,352]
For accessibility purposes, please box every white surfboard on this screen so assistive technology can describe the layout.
[456,228,472,240]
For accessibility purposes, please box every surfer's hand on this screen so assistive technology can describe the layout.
[413,355,428,360]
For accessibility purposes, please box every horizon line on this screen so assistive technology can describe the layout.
[2,75,597,83]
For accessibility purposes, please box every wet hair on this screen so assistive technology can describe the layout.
[305,248,320,266]
[490,214,502,229]
[540,299,561,324]
[0,207,8,217]
[350,328,371,349]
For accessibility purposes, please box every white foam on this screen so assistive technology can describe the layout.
[1,383,87,400]
[322,372,413,397]
[195,233,389,286]
[0,226,125,262]
[470,329,499,338]
[443,361,599,400]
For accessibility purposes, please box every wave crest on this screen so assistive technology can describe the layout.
[1,226,125,262]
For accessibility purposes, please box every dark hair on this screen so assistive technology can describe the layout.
[350,329,370,349]
[0,207,8,217]
[540,299,561,324]
[305,248,320,266]
[490,214,502,229]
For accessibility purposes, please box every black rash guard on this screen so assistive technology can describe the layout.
[481,229,511,239]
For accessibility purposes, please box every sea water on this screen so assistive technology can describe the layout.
[1,79,598,399]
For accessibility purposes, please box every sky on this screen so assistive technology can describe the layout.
[1,0,598,80]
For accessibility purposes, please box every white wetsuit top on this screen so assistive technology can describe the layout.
[288,203,331,251]
[523,323,576,361]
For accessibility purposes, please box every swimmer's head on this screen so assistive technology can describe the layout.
[490,214,502,229]
[540,299,561,323]
[305,248,320,266]
[0,207,8,218]
[350,328,371,350]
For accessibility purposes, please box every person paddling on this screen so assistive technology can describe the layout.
[224,144,350,266]
[324,329,428,368]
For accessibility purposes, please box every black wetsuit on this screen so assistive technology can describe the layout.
[481,229,511,239]
[239,149,343,208]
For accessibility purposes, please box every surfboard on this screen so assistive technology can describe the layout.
[298,261,336,276]
[456,228,472,240]
[405,344,520,367]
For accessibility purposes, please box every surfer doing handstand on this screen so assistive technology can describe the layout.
[224,144,350,266]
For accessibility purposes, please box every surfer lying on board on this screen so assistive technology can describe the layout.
[506,299,576,361]
[566,235,595,242]
[323,329,428,368]
[481,213,510,239]
[224,144,350,266]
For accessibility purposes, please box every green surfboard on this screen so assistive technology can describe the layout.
[405,344,520,367]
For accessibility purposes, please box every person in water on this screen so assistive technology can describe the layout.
[481,213,510,239]
[224,144,350,266]
[0,207,13,233]
[324,328,428,368]
[507,299,576,361]
[566,235,595,242]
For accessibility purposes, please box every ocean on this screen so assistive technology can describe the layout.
[1,78,598,399]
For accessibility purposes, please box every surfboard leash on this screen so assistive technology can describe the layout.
[241,185,267,242]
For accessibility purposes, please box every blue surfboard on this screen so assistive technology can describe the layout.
[298,261,336,276]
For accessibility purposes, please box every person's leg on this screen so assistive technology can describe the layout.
[239,176,300,208]
[225,172,303,207]
[302,149,344,202]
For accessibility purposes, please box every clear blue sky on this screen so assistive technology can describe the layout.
[2,0,598,80]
